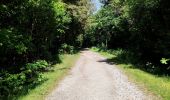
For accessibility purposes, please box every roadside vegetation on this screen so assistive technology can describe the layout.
[91,47,170,100]
[85,0,170,75]
[19,54,79,100]
[0,0,91,99]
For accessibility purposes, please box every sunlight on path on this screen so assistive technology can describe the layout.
[46,50,157,100]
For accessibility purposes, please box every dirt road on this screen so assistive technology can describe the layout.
[46,50,156,100]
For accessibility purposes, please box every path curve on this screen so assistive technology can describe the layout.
[46,50,157,100]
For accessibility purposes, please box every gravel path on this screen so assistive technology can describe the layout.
[46,50,157,100]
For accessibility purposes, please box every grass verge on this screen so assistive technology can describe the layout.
[91,47,170,100]
[18,54,79,100]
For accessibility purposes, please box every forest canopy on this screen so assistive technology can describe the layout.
[84,0,170,73]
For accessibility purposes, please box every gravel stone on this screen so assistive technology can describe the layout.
[46,50,158,100]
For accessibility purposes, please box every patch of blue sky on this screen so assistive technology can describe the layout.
[91,0,103,13]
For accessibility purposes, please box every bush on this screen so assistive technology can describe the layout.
[0,60,49,99]
[25,60,49,72]
[59,43,75,54]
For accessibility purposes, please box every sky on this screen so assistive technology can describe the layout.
[91,0,103,13]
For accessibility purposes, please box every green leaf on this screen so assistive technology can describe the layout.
[160,58,170,65]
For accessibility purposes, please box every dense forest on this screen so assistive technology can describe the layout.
[85,0,170,73]
[0,0,91,98]
[0,0,170,99]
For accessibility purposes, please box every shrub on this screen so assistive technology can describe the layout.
[0,60,49,98]
[59,43,75,54]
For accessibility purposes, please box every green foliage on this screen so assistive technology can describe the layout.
[160,58,170,65]
[25,60,49,71]
[0,0,76,68]
[0,29,30,55]
[85,4,129,48]
[59,43,75,54]
[0,0,90,98]
[63,0,91,48]
[85,0,170,73]
[19,54,80,100]
[0,60,49,98]
[53,1,72,34]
